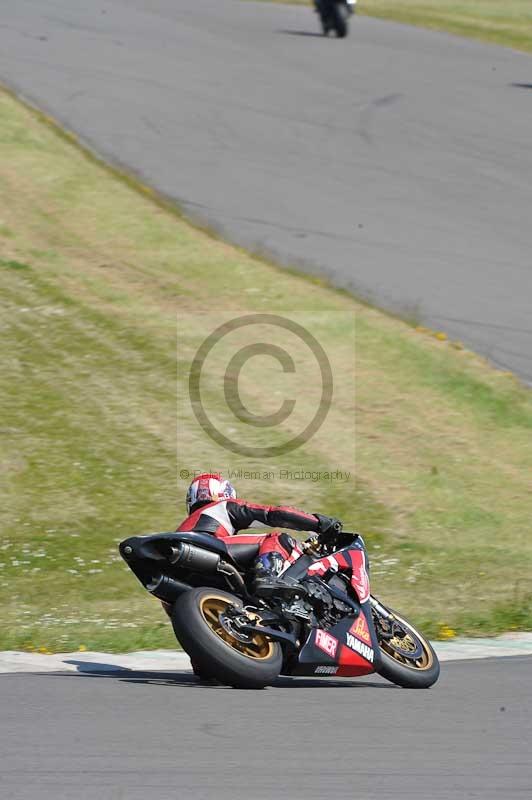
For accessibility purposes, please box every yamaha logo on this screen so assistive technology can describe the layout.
[346,632,374,663]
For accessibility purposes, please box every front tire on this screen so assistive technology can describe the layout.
[372,599,440,688]
[331,2,349,38]
[172,588,282,689]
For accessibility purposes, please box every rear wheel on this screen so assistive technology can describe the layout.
[190,658,218,682]
[371,598,440,688]
[172,587,282,689]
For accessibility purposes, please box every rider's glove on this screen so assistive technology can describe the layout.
[315,514,343,544]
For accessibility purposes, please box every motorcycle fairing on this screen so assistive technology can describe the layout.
[307,544,370,603]
[119,531,232,592]
[291,603,381,677]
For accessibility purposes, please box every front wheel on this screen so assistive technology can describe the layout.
[330,2,349,38]
[172,588,282,689]
[371,597,440,688]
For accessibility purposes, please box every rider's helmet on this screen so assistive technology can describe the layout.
[185,473,237,515]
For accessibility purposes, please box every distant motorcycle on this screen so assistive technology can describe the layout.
[120,527,440,690]
[315,0,356,38]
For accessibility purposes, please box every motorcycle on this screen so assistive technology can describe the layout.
[120,528,440,689]
[315,0,356,38]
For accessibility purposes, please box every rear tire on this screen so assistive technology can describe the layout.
[372,601,440,688]
[172,587,282,689]
[190,659,218,682]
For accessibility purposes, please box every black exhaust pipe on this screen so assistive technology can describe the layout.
[147,574,191,602]
[124,540,224,602]
[170,542,221,573]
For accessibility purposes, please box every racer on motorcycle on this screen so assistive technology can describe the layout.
[178,473,342,595]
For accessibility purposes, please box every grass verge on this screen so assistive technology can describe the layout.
[0,87,531,652]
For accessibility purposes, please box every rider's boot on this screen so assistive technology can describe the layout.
[251,552,306,598]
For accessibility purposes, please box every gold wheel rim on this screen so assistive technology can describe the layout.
[199,594,274,661]
[379,611,434,671]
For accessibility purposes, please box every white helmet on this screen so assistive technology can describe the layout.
[185,473,237,514]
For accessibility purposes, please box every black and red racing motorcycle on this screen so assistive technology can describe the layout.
[315,0,356,38]
[120,528,440,689]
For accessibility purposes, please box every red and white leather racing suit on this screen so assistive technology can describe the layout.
[176,499,369,600]
[176,498,321,566]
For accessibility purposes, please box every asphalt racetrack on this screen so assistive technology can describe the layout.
[1,0,532,380]
[1,656,531,800]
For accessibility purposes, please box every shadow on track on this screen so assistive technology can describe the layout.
[62,658,132,673]
[276,30,324,38]
[510,83,532,90]
[57,660,396,690]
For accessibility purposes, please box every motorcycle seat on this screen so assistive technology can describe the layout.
[226,542,260,568]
